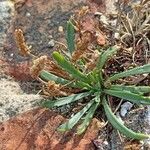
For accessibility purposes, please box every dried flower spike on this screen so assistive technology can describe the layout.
[45,60,71,80]
[72,32,92,62]
[30,56,47,78]
[15,29,30,56]
[46,81,67,97]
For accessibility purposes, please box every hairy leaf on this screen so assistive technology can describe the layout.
[104,89,150,105]
[40,70,69,84]
[58,99,95,132]
[108,63,150,82]
[102,97,150,140]
[42,92,90,108]
[97,46,118,70]
[66,21,75,55]
[52,51,89,83]
[110,84,150,95]
[77,97,100,134]
[40,70,88,89]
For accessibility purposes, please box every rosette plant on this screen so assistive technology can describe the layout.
[15,20,150,140]
[40,21,150,139]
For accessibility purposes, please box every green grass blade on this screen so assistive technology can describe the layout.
[102,96,150,140]
[104,89,150,105]
[77,99,99,134]
[108,63,150,82]
[52,51,89,83]
[40,70,70,85]
[66,21,75,55]
[97,46,118,70]
[58,99,95,132]
[110,85,150,95]
[42,92,90,108]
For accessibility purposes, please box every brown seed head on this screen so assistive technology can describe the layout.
[46,81,67,97]
[15,29,30,56]
[45,59,71,80]
[30,56,47,78]
[72,32,92,62]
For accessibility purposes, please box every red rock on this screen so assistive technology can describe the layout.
[2,0,106,82]
[87,0,106,13]
[0,108,101,150]
[81,16,96,33]
[96,32,106,46]
[5,61,32,81]
[0,58,31,81]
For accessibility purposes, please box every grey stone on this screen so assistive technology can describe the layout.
[48,39,55,48]
[0,1,14,48]
[0,78,43,122]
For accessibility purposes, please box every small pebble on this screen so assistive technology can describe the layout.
[26,12,31,17]
[58,26,64,33]
[120,102,133,117]
[48,35,53,39]
[114,32,120,40]
[10,53,14,57]
[48,39,55,48]
[100,15,109,25]
[103,140,108,146]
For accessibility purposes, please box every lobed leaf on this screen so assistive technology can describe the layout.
[104,89,150,105]
[110,84,150,95]
[58,99,95,132]
[66,21,75,55]
[108,63,150,82]
[102,96,150,140]
[42,92,91,108]
[52,51,89,83]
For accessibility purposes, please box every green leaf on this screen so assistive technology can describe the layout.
[66,21,75,55]
[97,46,118,70]
[77,97,99,134]
[40,70,86,89]
[42,92,90,108]
[87,69,99,83]
[40,70,69,85]
[104,89,150,105]
[75,81,93,90]
[108,63,150,82]
[110,84,150,95]
[52,51,89,83]
[102,96,150,140]
[58,99,95,132]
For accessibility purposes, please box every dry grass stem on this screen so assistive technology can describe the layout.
[85,50,100,71]
[72,32,92,62]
